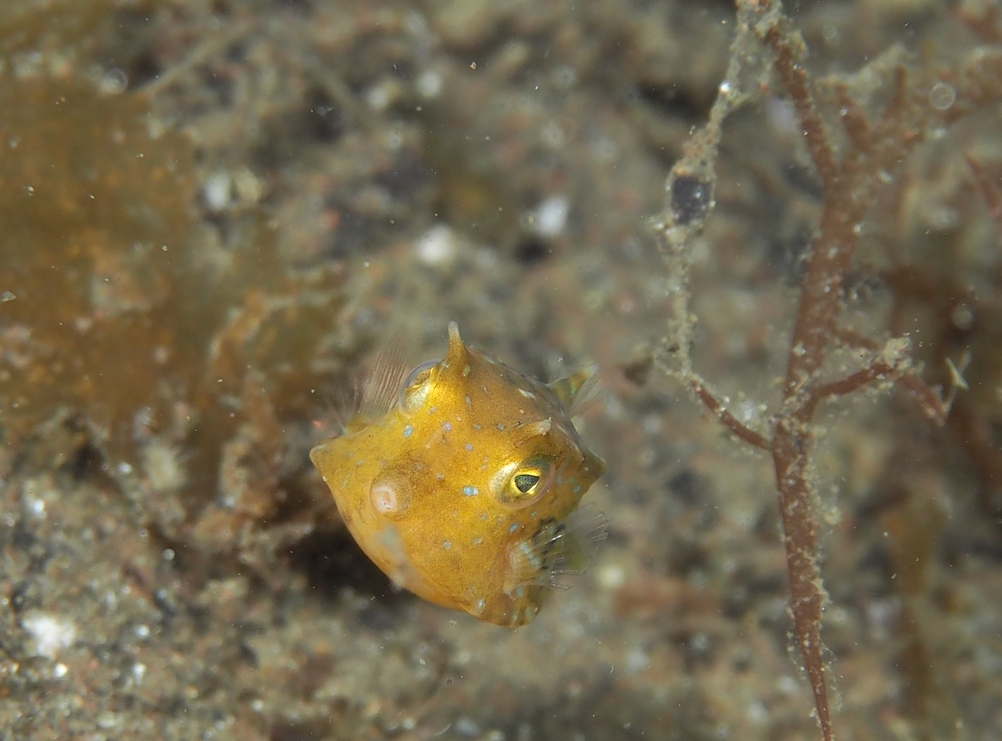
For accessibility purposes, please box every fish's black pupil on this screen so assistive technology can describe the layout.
[514,473,540,494]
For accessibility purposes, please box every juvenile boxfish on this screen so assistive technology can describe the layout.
[311,322,606,627]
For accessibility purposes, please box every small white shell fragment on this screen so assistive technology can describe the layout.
[529,194,569,238]
[21,611,77,658]
[415,224,457,266]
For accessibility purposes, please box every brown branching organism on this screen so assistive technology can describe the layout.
[654,1,1002,739]
[967,155,1002,238]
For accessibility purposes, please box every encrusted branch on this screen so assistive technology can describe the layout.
[689,375,771,450]
[760,23,838,192]
[652,1,1001,739]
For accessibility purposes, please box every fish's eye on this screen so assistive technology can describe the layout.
[513,472,540,494]
[399,358,438,412]
[492,462,551,507]
[507,465,547,502]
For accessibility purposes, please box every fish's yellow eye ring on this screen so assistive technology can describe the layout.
[492,462,552,508]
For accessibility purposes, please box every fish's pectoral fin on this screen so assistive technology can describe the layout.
[541,506,608,580]
[505,506,609,592]
[549,364,600,415]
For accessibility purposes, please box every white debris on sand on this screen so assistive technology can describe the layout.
[21,612,77,659]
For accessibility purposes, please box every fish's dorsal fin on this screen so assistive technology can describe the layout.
[360,336,410,418]
[445,321,473,371]
[549,364,599,415]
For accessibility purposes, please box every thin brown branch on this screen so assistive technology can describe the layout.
[967,155,1002,237]
[897,375,950,425]
[882,66,911,128]
[834,85,872,153]
[951,401,1002,519]
[760,24,839,192]
[659,6,1002,741]
[772,418,833,741]
[804,362,897,417]
[956,2,1002,44]
[689,377,772,450]
[821,334,951,425]
[943,49,1002,124]
[781,213,856,396]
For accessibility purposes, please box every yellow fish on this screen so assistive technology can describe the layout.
[311,322,606,627]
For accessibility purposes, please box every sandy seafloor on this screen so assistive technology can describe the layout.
[2,0,1002,739]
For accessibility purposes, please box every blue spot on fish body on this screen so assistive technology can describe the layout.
[403,424,413,438]
[463,486,479,496]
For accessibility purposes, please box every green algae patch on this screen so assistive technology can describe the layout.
[0,73,200,456]
[0,0,115,54]
[0,74,347,555]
